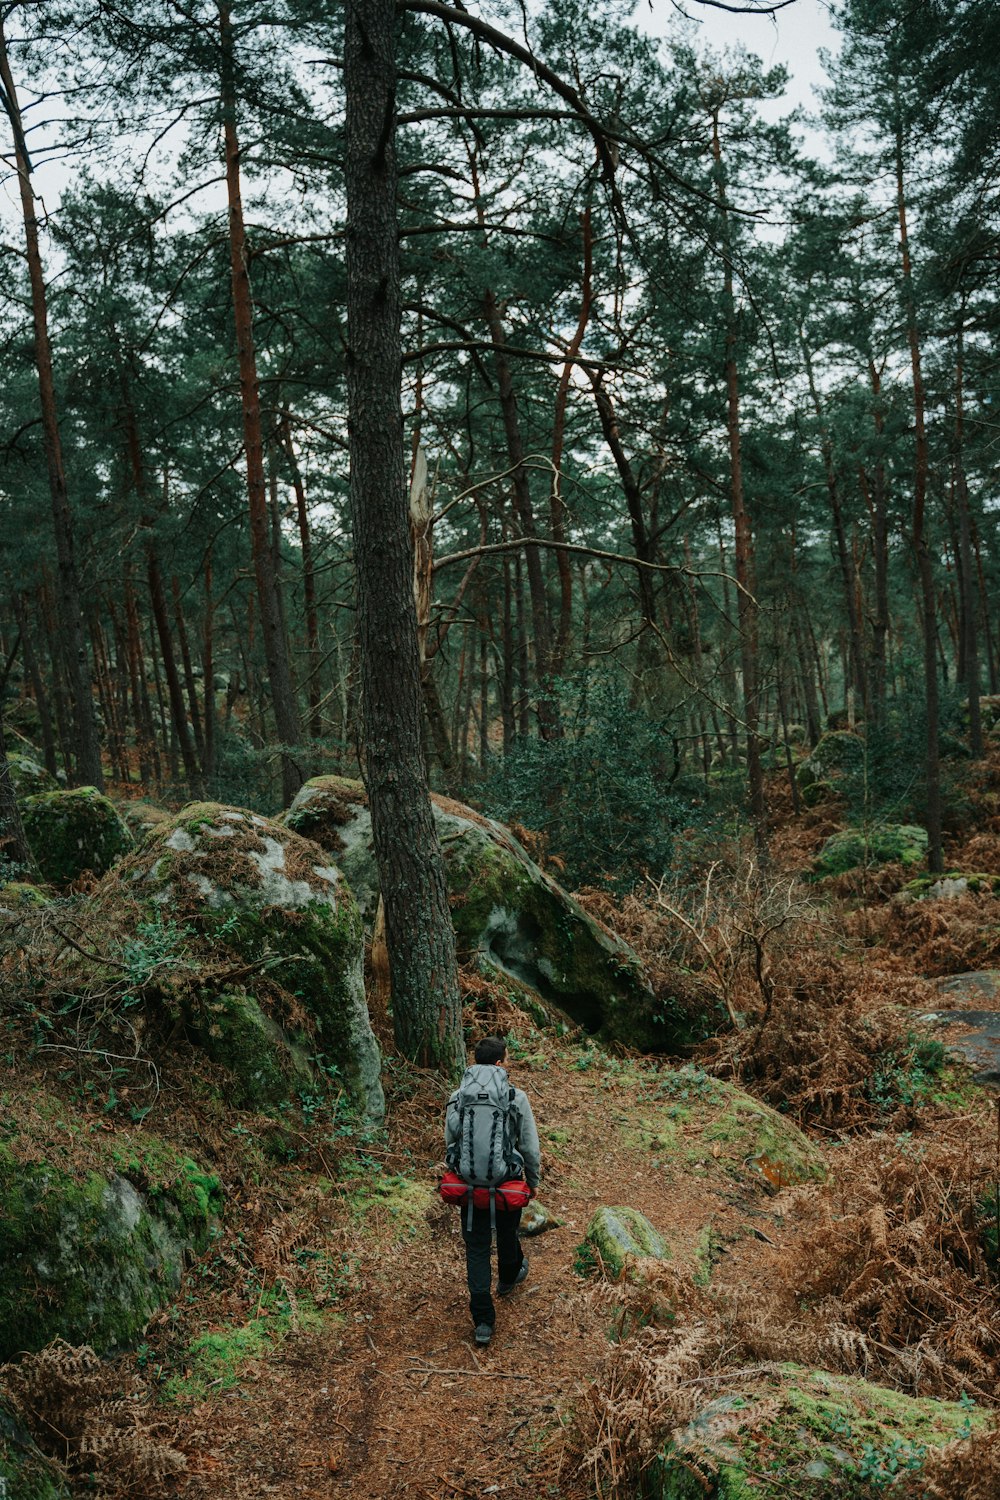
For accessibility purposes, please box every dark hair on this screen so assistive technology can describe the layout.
[474,1036,507,1066]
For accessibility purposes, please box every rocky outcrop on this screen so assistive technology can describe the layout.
[814,824,928,877]
[20,787,133,886]
[650,1366,986,1498]
[285,777,684,1051]
[103,803,384,1119]
[0,1126,221,1360]
[0,1400,70,1500]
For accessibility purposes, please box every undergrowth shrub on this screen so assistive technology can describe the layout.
[847,890,1000,975]
[734,1122,1000,1400]
[710,956,944,1131]
[480,675,725,890]
[1,1339,185,1499]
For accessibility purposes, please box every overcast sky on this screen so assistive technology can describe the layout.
[644,0,840,121]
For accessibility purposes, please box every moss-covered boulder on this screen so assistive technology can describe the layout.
[0,881,50,916]
[104,803,383,1118]
[796,731,864,799]
[814,824,928,877]
[285,777,677,1051]
[634,1066,827,1194]
[580,1206,670,1278]
[5,752,57,799]
[0,1401,70,1500]
[903,871,1000,901]
[20,787,133,886]
[649,1365,986,1498]
[0,1130,221,1360]
[118,799,173,841]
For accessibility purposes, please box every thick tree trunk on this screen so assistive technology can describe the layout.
[344,0,462,1073]
[219,2,302,804]
[0,24,103,789]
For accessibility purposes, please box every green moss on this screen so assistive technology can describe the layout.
[20,787,133,886]
[814,824,928,877]
[162,1292,330,1404]
[650,1366,986,1499]
[0,1400,70,1499]
[0,1133,220,1360]
[0,881,50,912]
[5,753,57,799]
[633,1067,826,1192]
[903,870,1000,898]
[580,1206,670,1278]
[345,1173,433,1241]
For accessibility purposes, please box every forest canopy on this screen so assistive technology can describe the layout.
[0,0,996,890]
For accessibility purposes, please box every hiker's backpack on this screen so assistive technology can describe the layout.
[441,1065,530,1225]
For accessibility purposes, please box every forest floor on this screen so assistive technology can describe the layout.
[171,1036,851,1500]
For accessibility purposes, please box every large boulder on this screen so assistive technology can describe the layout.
[104,803,384,1119]
[0,1126,221,1360]
[5,752,56,799]
[0,1401,70,1500]
[796,731,864,805]
[814,824,928,877]
[649,1365,986,1498]
[285,777,680,1051]
[20,787,133,885]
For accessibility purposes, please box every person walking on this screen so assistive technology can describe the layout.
[445,1036,541,1346]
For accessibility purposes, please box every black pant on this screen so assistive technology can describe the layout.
[460,1205,524,1327]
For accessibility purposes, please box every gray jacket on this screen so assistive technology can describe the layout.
[445,1064,541,1190]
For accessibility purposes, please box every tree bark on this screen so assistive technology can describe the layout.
[895,121,942,872]
[219,1,303,804]
[483,291,557,737]
[344,0,462,1073]
[711,106,767,860]
[0,694,37,877]
[0,22,103,789]
[280,413,323,738]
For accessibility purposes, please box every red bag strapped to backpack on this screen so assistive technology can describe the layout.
[439,1171,532,1212]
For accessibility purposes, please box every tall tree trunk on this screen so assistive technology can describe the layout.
[549,205,593,675]
[344,0,462,1072]
[172,575,205,763]
[895,120,942,872]
[280,413,322,738]
[483,292,557,737]
[0,24,103,788]
[147,548,202,791]
[954,317,982,757]
[0,695,37,877]
[219,1,302,803]
[711,107,766,859]
[13,594,57,778]
[801,334,867,715]
[203,552,217,780]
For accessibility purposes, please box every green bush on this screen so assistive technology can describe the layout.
[480,677,706,889]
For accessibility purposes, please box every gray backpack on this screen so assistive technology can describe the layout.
[447,1065,519,1221]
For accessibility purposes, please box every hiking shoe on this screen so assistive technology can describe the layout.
[474,1323,493,1346]
[497,1257,529,1296]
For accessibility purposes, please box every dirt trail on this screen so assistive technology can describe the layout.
[179,1050,799,1500]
